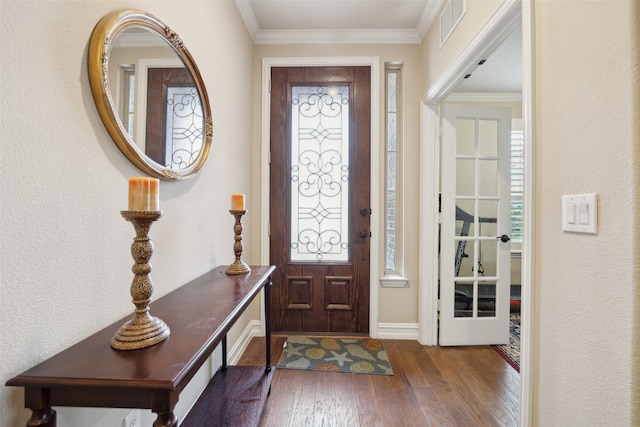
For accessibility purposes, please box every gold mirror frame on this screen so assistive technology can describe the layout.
[88,9,212,181]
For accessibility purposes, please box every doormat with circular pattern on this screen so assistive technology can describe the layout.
[276,336,394,375]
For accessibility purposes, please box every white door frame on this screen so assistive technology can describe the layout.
[259,56,381,338]
[418,0,535,426]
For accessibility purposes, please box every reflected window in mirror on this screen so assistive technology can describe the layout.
[119,65,135,137]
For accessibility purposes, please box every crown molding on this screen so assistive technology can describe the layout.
[234,0,259,41]
[416,0,444,41]
[235,0,426,45]
[446,92,522,102]
[254,28,421,45]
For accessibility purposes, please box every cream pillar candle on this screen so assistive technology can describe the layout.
[128,177,160,211]
[231,194,245,211]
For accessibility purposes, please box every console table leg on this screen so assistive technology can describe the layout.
[27,408,56,427]
[24,388,56,427]
[153,412,177,427]
[222,335,228,370]
[264,275,272,371]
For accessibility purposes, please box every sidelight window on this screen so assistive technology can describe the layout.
[385,63,402,274]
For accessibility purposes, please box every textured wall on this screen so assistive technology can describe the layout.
[535,1,637,425]
[0,1,255,425]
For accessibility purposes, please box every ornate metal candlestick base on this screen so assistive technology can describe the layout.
[112,211,170,350]
[226,209,251,275]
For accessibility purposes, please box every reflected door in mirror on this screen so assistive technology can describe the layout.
[88,9,213,180]
[146,68,202,168]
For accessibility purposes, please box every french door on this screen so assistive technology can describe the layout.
[269,66,371,334]
[440,103,512,346]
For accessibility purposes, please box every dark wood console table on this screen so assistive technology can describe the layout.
[6,265,276,426]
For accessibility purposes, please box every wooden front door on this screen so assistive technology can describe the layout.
[269,66,371,334]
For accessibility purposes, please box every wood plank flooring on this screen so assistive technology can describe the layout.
[237,336,520,427]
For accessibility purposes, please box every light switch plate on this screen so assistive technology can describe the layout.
[562,194,597,234]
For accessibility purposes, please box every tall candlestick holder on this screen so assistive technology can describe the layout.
[226,209,251,275]
[111,210,170,350]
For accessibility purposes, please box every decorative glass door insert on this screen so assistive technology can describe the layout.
[164,86,202,169]
[290,85,350,262]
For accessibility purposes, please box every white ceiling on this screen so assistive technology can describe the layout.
[235,0,440,43]
[235,0,521,93]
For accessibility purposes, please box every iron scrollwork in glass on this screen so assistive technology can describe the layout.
[164,86,203,169]
[290,85,350,262]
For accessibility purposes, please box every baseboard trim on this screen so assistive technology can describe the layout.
[228,320,420,361]
[376,323,420,340]
[228,320,262,365]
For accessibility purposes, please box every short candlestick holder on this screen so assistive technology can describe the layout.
[111,210,170,350]
[226,209,251,275]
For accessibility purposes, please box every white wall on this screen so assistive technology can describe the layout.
[0,1,255,425]
[534,1,638,425]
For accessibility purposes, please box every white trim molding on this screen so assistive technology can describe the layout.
[235,0,443,45]
[377,323,420,340]
[520,2,535,425]
[446,92,523,103]
[255,29,421,45]
[380,274,409,288]
[228,320,262,365]
[418,103,441,346]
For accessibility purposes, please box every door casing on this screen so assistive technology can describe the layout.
[260,56,381,338]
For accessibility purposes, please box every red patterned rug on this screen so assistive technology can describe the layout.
[493,314,520,372]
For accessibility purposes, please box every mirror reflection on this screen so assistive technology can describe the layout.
[109,28,204,170]
[88,9,212,180]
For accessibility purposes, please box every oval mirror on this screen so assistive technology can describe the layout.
[88,9,212,180]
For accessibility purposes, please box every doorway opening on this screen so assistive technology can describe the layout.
[268,66,372,334]
[259,57,381,337]
[419,0,534,424]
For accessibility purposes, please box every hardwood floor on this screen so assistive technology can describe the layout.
[237,336,520,427]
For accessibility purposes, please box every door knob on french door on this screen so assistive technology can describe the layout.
[497,234,511,243]
[360,208,371,217]
[359,231,369,239]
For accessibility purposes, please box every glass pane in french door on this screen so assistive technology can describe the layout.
[478,280,497,317]
[290,85,350,262]
[452,115,500,319]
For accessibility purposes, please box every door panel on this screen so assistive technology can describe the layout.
[440,103,511,345]
[270,66,371,334]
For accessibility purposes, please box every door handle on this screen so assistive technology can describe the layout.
[497,234,511,243]
[360,208,371,217]
[359,231,370,239]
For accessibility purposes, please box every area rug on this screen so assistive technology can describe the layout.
[493,314,520,372]
[277,336,393,375]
